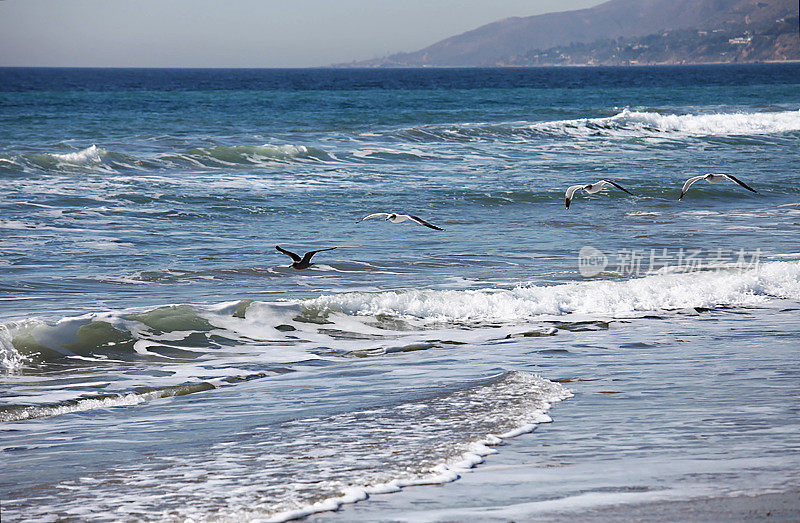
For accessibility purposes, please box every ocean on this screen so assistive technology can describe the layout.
[1,64,799,521]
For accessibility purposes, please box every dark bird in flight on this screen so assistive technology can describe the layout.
[275,245,337,269]
[565,180,633,209]
[678,173,758,200]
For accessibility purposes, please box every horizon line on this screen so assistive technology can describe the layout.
[2,61,799,70]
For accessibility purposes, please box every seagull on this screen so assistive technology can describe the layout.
[275,246,336,269]
[356,213,445,231]
[565,180,633,209]
[678,173,758,200]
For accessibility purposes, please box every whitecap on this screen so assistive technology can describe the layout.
[51,144,105,164]
[305,261,800,325]
[532,108,800,138]
[0,324,25,373]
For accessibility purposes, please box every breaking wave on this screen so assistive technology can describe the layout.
[0,381,216,423]
[1,143,336,175]
[0,324,25,373]
[51,144,105,164]
[3,261,799,376]
[24,145,115,173]
[4,110,798,176]
[307,260,800,325]
[371,109,800,143]
[535,108,800,138]
[160,144,335,167]
[3,144,160,175]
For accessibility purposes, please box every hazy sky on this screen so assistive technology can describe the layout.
[0,0,606,67]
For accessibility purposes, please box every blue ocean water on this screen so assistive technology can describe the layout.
[1,65,799,520]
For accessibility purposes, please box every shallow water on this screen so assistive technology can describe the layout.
[315,305,800,521]
[1,65,799,520]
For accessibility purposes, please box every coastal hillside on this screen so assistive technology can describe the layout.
[340,0,798,67]
[518,14,799,66]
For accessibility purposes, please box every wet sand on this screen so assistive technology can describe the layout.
[546,491,800,522]
[314,488,800,522]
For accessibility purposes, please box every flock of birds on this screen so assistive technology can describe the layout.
[276,172,759,268]
[566,172,758,208]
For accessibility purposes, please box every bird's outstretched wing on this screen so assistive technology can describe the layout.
[300,247,337,265]
[408,215,444,231]
[723,174,758,194]
[275,245,301,262]
[605,180,633,195]
[678,175,706,200]
[565,184,584,209]
[357,213,390,223]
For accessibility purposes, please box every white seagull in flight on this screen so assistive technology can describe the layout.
[678,173,758,200]
[356,213,445,231]
[565,180,633,209]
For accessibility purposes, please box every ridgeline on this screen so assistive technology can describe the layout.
[338,0,799,67]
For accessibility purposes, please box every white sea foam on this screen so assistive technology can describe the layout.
[2,371,570,521]
[51,144,105,164]
[4,262,798,416]
[306,261,800,325]
[2,391,162,423]
[374,109,800,144]
[0,324,25,372]
[20,144,118,174]
[6,262,799,376]
[534,108,800,138]
[351,147,440,160]
[261,372,571,522]
[626,211,662,216]
[0,381,218,423]
[0,219,38,230]
[164,144,334,167]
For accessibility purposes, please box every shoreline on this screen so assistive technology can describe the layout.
[332,60,800,69]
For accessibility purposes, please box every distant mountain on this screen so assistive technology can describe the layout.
[516,15,799,66]
[339,0,798,67]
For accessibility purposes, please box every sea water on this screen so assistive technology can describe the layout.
[1,65,799,520]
